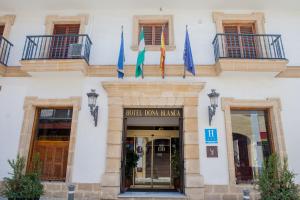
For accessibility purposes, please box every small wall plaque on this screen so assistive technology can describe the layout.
[206,146,218,158]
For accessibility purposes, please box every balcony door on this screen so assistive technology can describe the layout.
[223,24,257,59]
[0,25,4,36]
[50,24,80,59]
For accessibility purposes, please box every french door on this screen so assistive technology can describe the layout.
[224,24,258,59]
[50,24,80,58]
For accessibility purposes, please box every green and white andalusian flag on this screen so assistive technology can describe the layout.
[135,28,145,77]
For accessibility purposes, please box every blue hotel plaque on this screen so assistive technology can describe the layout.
[205,128,218,144]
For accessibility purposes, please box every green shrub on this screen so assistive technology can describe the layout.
[257,154,299,200]
[1,154,44,199]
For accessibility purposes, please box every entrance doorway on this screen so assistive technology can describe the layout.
[121,108,184,193]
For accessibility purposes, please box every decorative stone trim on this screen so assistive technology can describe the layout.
[0,15,16,39]
[87,64,218,77]
[221,98,286,185]
[215,59,288,73]
[45,14,89,34]
[101,81,205,200]
[212,12,265,34]
[276,66,300,78]
[18,97,81,183]
[131,15,175,51]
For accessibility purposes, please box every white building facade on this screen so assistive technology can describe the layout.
[0,1,300,199]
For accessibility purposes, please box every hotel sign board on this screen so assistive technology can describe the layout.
[124,108,183,118]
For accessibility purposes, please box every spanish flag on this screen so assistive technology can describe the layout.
[160,27,166,78]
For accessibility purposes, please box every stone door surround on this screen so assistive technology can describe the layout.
[101,81,205,200]
[221,97,286,186]
[18,96,81,183]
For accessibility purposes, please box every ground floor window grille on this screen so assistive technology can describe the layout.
[230,110,273,184]
[28,108,73,181]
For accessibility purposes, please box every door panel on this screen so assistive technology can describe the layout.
[152,139,171,186]
[33,141,69,181]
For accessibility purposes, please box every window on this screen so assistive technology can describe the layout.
[139,23,169,46]
[223,23,257,58]
[230,110,273,184]
[132,15,175,51]
[28,108,73,181]
[50,24,80,59]
[0,25,4,36]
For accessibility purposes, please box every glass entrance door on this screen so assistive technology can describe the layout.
[133,137,171,189]
[128,134,180,190]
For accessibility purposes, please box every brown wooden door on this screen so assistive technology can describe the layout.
[224,24,256,58]
[50,24,80,58]
[233,134,253,183]
[33,141,69,181]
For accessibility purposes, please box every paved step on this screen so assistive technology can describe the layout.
[118,192,188,200]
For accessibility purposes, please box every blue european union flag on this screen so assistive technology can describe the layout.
[183,29,195,76]
[117,30,125,78]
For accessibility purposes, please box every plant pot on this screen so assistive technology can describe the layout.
[173,177,180,190]
[125,177,132,188]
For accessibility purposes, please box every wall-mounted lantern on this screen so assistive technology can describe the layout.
[208,89,220,126]
[87,89,99,127]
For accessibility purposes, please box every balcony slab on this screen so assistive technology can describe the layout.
[216,58,288,73]
[276,66,300,78]
[20,59,88,76]
[0,65,5,76]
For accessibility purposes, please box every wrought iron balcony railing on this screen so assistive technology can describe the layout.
[0,36,13,66]
[212,33,286,61]
[22,34,92,64]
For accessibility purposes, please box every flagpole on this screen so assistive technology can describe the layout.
[162,25,165,79]
[183,25,188,79]
[142,63,144,79]
[121,25,124,79]
[141,26,144,79]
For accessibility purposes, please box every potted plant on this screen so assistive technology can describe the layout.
[171,148,181,190]
[125,147,139,188]
[1,154,44,200]
[257,154,299,200]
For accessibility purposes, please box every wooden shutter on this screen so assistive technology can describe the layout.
[139,23,169,46]
[0,25,4,36]
[53,24,80,35]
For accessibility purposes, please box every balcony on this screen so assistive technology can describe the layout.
[0,36,13,76]
[20,34,92,75]
[0,36,13,66]
[212,33,288,73]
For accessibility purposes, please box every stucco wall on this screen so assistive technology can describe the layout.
[1,73,300,185]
